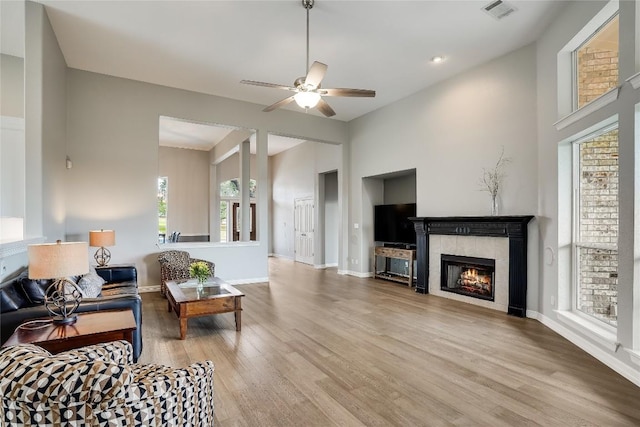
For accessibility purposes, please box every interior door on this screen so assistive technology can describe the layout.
[294,198,314,265]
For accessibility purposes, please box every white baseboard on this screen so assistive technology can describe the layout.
[269,253,293,260]
[314,263,338,269]
[139,285,161,293]
[337,270,373,278]
[535,312,640,388]
[526,309,539,319]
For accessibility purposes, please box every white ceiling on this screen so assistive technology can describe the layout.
[159,116,305,156]
[35,0,562,122]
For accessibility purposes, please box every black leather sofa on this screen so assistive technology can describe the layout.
[0,265,143,361]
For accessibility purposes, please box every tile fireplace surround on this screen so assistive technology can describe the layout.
[409,216,534,317]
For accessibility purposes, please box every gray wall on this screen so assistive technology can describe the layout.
[65,69,348,286]
[40,5,67,243]
[324,171,338,266]
[270,141,341,262]
[158,146,210,237]
[1,54,24,118]
[384,174,416,205]
[348,43,539,275]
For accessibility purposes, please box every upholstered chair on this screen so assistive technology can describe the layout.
[0,340,214,426]
[157,250,215,296]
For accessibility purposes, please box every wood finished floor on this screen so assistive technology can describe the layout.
[139,258,640,426]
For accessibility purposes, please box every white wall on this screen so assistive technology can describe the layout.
[270,141,341,261]
[348,44,539,276]
[158,146,210,237]
[64,69,348,286]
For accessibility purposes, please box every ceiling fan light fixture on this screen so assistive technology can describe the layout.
[294,91,321,109]
[431,55,445,64]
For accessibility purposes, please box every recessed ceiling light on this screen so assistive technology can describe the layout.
[431,56,445,64]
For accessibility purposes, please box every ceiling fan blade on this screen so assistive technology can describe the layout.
[241,80,296,91]
[263,96,296,112]
[305,61,328,88]
[321,88,376,97]
[316,98,336,117]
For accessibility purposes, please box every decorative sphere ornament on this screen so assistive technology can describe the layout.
[44,280,83,324]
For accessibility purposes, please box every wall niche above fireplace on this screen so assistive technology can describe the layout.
[441,254,495,301]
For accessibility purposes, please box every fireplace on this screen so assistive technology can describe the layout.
[441,255,495,301]
[409,216,533,317]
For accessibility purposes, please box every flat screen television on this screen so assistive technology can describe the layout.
[374,203,417,245]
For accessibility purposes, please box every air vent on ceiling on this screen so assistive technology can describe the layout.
[483,0,517,20]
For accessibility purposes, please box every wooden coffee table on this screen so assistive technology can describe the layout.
[2,309,136,354]
[166,277,245,340]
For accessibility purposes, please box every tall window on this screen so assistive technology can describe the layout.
[574,14,618,109]
[158,177,168,242]
[573,125,618,326]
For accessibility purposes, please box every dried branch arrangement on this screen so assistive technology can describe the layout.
[479,146,511,198]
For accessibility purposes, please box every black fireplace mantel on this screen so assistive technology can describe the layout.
[409,216,534,317]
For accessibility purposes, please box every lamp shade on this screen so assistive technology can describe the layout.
[294,91,321,109]
[89,229,115,247]
[28,241,89,279]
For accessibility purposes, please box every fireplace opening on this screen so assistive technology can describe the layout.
[441,254,495,301]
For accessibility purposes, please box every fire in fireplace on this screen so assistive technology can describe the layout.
[441,254,495,301]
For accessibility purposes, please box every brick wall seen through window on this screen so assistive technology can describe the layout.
[576,15,618,109]
[576,128,618,325]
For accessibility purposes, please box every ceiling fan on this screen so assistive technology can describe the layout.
[240,0,375,117]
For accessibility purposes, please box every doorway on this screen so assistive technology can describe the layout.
[232,202,256,241]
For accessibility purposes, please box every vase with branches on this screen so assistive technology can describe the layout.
[479,147,511,216]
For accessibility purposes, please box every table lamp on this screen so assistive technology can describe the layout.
[89,229,115,266]
[28,241,89,325]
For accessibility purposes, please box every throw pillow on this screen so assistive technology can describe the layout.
[18,276,51,304]
[0,282,26,312]
[77,267,106,298]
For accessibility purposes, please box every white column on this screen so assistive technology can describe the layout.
[209,163,219,242]
[239,139,250,241]
[256,130,268,245]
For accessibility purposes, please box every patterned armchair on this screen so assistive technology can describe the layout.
[0,341,214,426]
[158,250,215,296]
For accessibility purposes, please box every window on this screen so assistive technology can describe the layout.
[572,124,619,326]
[574,14,618,109]
[158,177,168,242]
[220,200,229,243]
[220,178,256,198]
